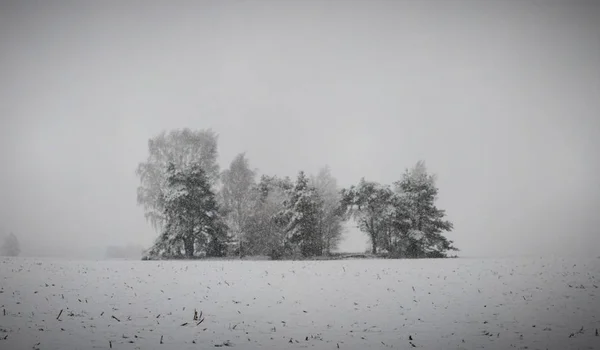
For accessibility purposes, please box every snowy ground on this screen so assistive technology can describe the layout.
[1,256,599,350]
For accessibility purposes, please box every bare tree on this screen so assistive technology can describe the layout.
[311,166,345,255]
[220,153,256,257]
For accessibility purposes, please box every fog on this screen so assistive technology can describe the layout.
[1,0,598,259]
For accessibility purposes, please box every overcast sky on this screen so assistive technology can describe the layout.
[1,0,598,259]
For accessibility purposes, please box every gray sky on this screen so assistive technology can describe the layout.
[1,0,599,259]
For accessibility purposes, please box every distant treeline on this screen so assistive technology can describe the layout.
[136,129,458,260]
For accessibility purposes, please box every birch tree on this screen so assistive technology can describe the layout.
[136,129,219,232]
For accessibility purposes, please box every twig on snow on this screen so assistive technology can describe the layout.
[195,310,204,325]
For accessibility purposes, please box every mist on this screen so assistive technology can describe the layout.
[1,0,598,260]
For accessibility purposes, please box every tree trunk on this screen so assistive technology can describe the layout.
[369,217,377,255]
[317,229,323,256]
[238,229,243,259]
[183,237,195,258]
[384,228,391,253]
[370,232,377,255]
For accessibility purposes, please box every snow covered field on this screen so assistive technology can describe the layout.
[1,256,599,350]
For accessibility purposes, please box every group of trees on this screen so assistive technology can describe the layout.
[136,128,456,260]
[1,233,20,257]
[341,161,458,258]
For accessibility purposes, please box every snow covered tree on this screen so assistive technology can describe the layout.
[342,162,457,258]
[276,171,324,257]
[148,163,228,259]
[341,179,394,255]
[1,233,20,257]
[136,129,219,232]
[393,161,457,258]
[379,193,412,256]
[310,166,345,255]
[220,153,256,257]
[242,175,291,258]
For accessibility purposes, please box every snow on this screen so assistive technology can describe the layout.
[1,256,599,350]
